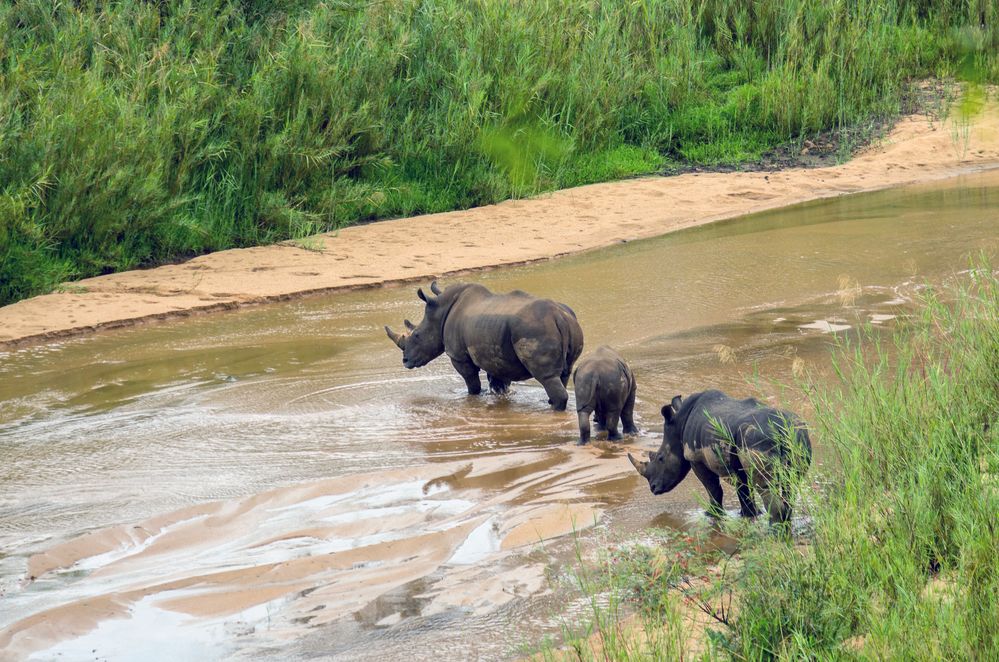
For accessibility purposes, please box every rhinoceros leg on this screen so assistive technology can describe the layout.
[487,374,511,394]
[691,462,725,517]
[621,388,638,435]
[759,485,792,528]
[605,411,622,441]
[732,467,759,518]
[538,376,569,411]
[576,409,592,445]
[450,357,482,395]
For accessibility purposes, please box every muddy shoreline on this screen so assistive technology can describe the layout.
[1,103,998,350]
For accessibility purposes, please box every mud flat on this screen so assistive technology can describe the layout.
[1,103,998,349]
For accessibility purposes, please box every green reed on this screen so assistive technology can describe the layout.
[531,266,999,660]
[1,0,996,304]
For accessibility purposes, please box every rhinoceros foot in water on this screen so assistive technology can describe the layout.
[628,390,811,526]
[385,281,584,411]
[573,346,637,445]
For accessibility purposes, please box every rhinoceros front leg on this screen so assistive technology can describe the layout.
[732,467,759,518]
[691,462,725,518]
[538,376,569,411]
[450,357,482,395]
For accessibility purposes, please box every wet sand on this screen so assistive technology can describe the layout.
[1,102,998,349]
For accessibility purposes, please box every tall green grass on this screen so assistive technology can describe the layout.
[534,266,999,659]
[1,0,996,304]
[726,266,999,660]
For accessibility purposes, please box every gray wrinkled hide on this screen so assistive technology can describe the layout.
[633,389,811,526]
[390,282,584,411]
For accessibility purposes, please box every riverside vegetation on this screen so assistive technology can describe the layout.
[1,0,997,305]
[537,267,999,660]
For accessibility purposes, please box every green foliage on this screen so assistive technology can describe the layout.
[727,265,999,659]
[1,0,997,304]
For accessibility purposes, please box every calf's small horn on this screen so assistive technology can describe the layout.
[384,325,406,350]
[627,452,648,477]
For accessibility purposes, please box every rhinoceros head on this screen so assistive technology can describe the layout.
[396,282,447,369]
[628,396,691,494]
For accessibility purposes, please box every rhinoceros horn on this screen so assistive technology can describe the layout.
[404,319,416,331]
[627,452,649,477]
[384,325,406,350]
[430,280,442,295]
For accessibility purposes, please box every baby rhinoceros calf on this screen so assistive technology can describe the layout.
[629,390,811,526]
[573,346,637,445]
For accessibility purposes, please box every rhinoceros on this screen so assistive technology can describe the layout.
[385,281,584,410]
[628,390,811,526]
[573,346,637,445]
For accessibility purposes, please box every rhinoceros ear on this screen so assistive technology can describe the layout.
[430,280,442,295]
[671,395,683,410]
[417,287,438,306]
[661,404,675,423]
[404,319,416,331]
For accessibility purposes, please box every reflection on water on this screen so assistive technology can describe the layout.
[1,169,998,659]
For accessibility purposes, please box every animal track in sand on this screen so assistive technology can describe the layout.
[292,272,320,277]
[727,191,776,201]
[251,266,275,272]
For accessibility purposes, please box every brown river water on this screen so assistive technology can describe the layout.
[1,170,998,660]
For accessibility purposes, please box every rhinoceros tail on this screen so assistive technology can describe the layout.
[553,308,581,379]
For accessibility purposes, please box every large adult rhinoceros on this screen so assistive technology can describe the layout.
[385,281,584,410]
[629,390,812,526]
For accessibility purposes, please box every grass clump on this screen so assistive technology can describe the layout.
[2,0,998,304]
[533,265,999,659]
[727,265,999,659]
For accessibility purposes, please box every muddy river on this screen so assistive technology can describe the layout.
[1,170,997,660]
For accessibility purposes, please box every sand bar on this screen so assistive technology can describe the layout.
[1,104,998,349]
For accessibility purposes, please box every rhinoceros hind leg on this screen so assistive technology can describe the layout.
[760,487,792,529]
[593,407,607,431]
[576,409,592,445]
[621,390,638,435]
[487,374,511,394]
[539,376,569,411]
[605,411,622,441]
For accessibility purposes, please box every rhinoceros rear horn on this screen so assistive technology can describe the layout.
[627,452,649,477]
[404,319,416,331]
[385,325,406,350]
[430,280,442,295]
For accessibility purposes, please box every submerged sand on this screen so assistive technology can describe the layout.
[1,103,998,349]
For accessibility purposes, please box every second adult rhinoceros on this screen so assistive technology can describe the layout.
[628,390,811,526]
[385,281,584,410]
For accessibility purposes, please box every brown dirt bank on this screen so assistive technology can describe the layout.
[2,103,998,349]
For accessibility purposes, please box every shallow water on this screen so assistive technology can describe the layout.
[1,169,997,660]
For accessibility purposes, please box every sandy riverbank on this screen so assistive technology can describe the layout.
[2,103,998,349]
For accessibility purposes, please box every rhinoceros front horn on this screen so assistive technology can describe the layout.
[627,452,649,477]
[384,325,406,350]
